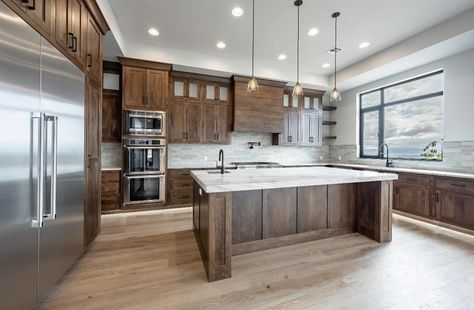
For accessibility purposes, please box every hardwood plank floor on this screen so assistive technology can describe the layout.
[40,208,474,310]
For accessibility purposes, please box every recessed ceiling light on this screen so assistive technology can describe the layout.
[232,7,244,17]
[322,63,330,68]
[147,27,159,36]
[278,54,287,60]
[359,41,370,48]
[216,41,226,49]
[307,27,319,36]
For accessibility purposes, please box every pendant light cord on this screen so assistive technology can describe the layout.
[296,4,300,83]
[334,14,337,88]
[251,0,255,77]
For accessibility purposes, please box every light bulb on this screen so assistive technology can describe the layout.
[247,77,259,92]
[330,88,342,102]
[293,82,304,97]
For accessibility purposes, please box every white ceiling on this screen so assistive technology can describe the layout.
[100,0,474,89]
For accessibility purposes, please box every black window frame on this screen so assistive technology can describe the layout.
[359,70,444,160]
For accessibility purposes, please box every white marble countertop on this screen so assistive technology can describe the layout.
[191,167,398,193]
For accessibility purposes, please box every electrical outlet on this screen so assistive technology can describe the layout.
[338,156,342,161]
[204,156,208,161]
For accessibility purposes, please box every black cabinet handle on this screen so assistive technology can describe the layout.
[309,136,314,143]
[216,133,219,141]
[87,53,92,68]
[68,32,74,49]
[288,136,292,143]
[22,0,35,10]
[142,96,149,105]
[182,132,186,140]
[87,154,92,168]
[72,36,77,52]
[436,192,440,202]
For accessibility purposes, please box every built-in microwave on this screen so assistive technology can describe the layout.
[123,138,166,175]
[124,109,166,136]
[123,174,166,205]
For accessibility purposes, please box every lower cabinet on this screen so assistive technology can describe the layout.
[101,170,121,213]
[168,169,194,206]
[393,173,432,218]
[435,177,474,230]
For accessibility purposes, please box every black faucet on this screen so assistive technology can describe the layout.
[217,149,225,174]
[380,143,393,167]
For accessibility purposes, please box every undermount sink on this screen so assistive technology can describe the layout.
[207,170,232,174]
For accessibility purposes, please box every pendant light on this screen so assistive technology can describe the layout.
[247,0,259,92]
[292,0,303,97]
[330,12,342,102]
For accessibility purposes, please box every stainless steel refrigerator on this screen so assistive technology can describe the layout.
[0,2,85,309]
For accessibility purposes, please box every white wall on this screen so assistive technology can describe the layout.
[332,48,474,145]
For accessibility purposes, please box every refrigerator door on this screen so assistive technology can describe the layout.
[0,2,41,309]
[38,38,85,300]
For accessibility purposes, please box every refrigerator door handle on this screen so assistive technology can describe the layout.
[31,112,45,228]
[50,115,58,220]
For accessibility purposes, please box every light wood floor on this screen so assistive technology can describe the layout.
[41,208,474,310]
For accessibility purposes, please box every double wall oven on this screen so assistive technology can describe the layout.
[123,110,167,206]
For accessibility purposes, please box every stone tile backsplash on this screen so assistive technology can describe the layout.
[102,137,474,174]
[329,141,474,174]
[168,132,329,168]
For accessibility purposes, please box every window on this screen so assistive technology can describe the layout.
[359,71,444,160]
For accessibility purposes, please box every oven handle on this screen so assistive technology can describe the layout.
[124,174,166,179]
[124,146,166,150]
[128,114,164,119]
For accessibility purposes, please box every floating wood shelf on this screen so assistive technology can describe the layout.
[322,121,337,126]
[323,136,337,140]
[322,105,337,111]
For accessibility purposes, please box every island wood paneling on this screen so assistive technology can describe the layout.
[232,191,262,244]
[262,188,297,238]
[328,184,356,229]
[297,186,328,233]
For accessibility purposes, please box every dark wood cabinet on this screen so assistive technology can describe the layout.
[435,177,474,230]
[203,104,229,144]
[101,170,121,213]
[169,101,201,143]
[55,0,85,64]
[85,11,102,83]
[232,75,286,133]
[168,169,194,206]
[393,173,432,218]
[12,0,53,34]
[119,58,171,111]
[102,89,121,142]
[84,78,101,247]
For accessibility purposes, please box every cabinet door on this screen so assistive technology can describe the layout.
[14,0,52,34]
[203,104,217,142]
[85,79,101,247]
[216,105,229,143]
[284,111,299,144]
[398,184,431,217]
[301,112,320,145]
[68,0,83,62]
[86,13,102,83]
[185,102,201,142]
[122,66,147,108]
[147,69,167,110]
[436,191,474,230]
[55,0,68,48]
[169,101,186,142]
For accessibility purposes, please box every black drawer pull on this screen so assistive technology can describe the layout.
[68,32,74,49]
[450,183,466,188]
[87,53,92,68]
[22,0,35,10]
[72,36,77,52]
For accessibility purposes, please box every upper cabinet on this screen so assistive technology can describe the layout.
[55,0,85,64]
[168,72,231,144]
[232,76,286,133]
[11,0,53,34]
[86,11,102,83]
[119,57,171,111]
[273,88,324,146]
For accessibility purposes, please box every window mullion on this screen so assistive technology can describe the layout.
[378,89,384,158]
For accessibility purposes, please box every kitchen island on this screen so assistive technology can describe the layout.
[191,167,398,282]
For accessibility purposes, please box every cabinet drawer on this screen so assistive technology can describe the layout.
[170,190,193,205]
[436,178,474,195]
[170,179,193,191]
[169,169,192,178]
[398,173,430,187]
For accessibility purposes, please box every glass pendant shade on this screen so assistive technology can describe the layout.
[293,82,304,97]
[330,87,342,102]
[247,77,259,92]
